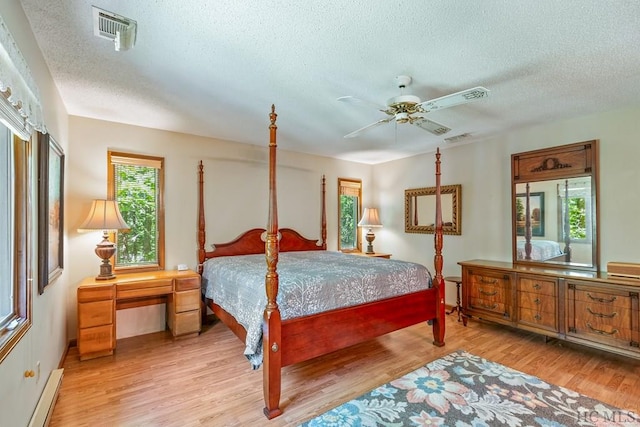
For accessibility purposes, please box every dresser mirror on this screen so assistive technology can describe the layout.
[405,184,461,235]
[511,140,599,271]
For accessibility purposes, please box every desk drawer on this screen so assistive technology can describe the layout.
[78,284,115,302]
[117,278,173,299]
[78,324,114,357]
[169,310,201,336]
[175,275,200,291]
[174,289,200,312]
[78,300,114,328]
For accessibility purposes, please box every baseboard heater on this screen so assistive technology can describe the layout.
[28,368,64,427]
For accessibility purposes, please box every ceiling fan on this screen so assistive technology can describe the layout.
[338,75,489,138]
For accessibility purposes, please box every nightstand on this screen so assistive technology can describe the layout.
[350,252,392,259]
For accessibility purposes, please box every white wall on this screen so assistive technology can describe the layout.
[374,106,640,305]
[66,116,373,338]
[0,3,69,427]
[4,3,640,425]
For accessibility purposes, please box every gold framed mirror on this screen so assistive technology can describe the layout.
[405,184,461,235]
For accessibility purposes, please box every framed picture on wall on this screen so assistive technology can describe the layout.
[515,191,544,237]
[38,133,64,294]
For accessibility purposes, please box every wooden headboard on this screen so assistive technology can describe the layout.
[196,161,327,273]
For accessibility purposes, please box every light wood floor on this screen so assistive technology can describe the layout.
[51,314,640,426]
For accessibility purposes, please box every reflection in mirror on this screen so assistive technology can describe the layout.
[511,140,598,271]
[405,185,461,235]
[515,177,593,266]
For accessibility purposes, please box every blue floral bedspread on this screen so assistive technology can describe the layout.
[202,251,432,367]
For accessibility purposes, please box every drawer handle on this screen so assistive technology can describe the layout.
[480,289,498,296]
[586,322,618,336]
[532,283,541,290]
[479,277,498,285]
[533,298,541,305]
[587,293,617,304]
[480,303,498,310]
[534,314,542,321]
[587,307,617,319]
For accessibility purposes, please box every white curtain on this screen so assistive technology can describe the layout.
[0,14,46,139]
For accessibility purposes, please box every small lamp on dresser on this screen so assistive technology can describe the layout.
[78,199,130,280]
[358,207,383,254]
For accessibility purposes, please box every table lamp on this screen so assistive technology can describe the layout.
[358,207,382,254]
[78,199,130,280]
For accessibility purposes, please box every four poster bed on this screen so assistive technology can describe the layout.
[519,182,571,262]
[197,106,446,419]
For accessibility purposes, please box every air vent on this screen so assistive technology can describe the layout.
[444,133,471,143]
[92,6,137,51]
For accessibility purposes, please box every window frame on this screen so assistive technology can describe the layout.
[337,177,362,253]
[0,130,32,364]
[107,151,165,273]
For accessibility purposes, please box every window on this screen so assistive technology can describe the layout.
[108,151,164,272]
[557,179,591,243]
[0,124,31,363]
[338,178,362,252]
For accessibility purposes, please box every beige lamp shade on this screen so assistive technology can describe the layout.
[358,208,382,254]
[78,199,129,280]
[358,207,382,228]
[78,199,130,232]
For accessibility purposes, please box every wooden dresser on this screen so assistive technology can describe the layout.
[460,260,640,359]
[77,270,201,360]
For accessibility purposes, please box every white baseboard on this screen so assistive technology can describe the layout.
[28,368,64,427]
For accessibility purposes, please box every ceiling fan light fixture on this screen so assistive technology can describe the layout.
[338,76,489,138]
[387,94,421,109]
[395,112,410,123]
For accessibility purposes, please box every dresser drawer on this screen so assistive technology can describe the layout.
[468,297,507,315]
[574,289,632,310]
[468,284,506,301]
[465,268,512,320]
[518,276,556,297]
[572,310,633,343]
[567,281,639,351]
[468,270,509,289]
[519,307,557,330]
[519,292,555,312]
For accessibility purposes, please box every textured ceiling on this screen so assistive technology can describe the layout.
[18,1,640,164]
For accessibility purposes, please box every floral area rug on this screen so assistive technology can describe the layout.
[299,350,639,426]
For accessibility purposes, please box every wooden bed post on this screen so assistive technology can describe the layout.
[197,161,206,274]
[263,105,283,419]
[432,148,446,347]
[562,179,572,262]
[321,175,327,249]
[524,182,532,260]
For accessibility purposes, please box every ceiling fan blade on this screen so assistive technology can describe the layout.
[337,96,388,113]
[344,117,395,138]
[411,117,451,136]
[417,86,489,112]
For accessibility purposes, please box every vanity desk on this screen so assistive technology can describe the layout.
[77,269,201,361]
[459,260,640,360]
